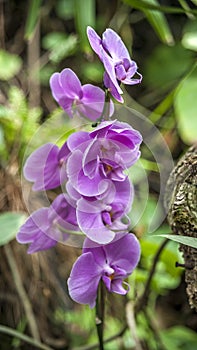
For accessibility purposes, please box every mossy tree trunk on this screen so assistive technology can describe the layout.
[164,145,197,311]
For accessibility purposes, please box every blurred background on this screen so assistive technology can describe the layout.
[0,1,197,349]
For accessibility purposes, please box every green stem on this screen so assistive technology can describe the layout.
[97,89,111,123]
[103,89,111,120]
[95,282,105,350]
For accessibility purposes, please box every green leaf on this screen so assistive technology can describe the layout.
[42,32,67,50]
[0,212,27,246]
[158,234,197,249]
[174,66,197,144]
[149,89,175,123]
[39,65,56,86]
[74,0,95,53]
[0,50,22,80]
[42,32,78,63]
[182,19,197,52]
[178,0,195,19]
[25,0,42,40]
[141,235,183,278]
[55,0,74,20]
[191,0,197,5]
[82,61,103,82]
[124,0,197,15]
[160,326,197,350]
[139,0,174,45]
[0,105,11,119]
[182,31,197,51]
[144,43,194,90]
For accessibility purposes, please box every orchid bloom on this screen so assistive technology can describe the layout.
[87,26,142,103]
[66,120,142,198]
[17,194,78,253]
[76,178,132,244]
[50,68,114,120]
[68,233,141,308]
[24,142,70,191]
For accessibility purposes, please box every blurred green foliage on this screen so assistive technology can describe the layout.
[42,32,78,63]
[0,86,41,164]
[0,50,22,80]
[1,0,197,349]
[0,212,27,246]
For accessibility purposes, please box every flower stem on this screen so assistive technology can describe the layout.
[135,238,169,313]
[99,89,110,121]
[95,282,105,350]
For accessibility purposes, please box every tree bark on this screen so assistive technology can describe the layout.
[164,145,197,311]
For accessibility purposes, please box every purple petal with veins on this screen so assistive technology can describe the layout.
[68,233,141,307]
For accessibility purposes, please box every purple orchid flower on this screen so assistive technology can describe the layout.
[66,120,142,198]
[76,178,133,244]
[24,142,70,191]
[50,68,114,121]
[67,233,141,308]
[89,120,143,169]
[87,26,142,103]
[16,194,78,253]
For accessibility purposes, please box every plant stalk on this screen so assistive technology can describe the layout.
[95,282,105,350]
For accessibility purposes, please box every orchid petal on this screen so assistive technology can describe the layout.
[49,73,63,100]
[16,208,57,253]
[104,234,141,273]
[87,26,102,58]
[101,47,123,94]
[24,143,66,191]
[104,72,124,103]
[68,252,101,308]
[102,28,130,61]
[60,68,82,98]
[67,131,90,152]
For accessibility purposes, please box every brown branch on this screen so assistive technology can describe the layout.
[135,238,169,313]
[126,301,143,350]
[4,244,40,341]
[0,1,5,49]
[0,325,53,350]
[27,20,41,108]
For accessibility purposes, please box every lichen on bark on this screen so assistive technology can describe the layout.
[164,145,197,311]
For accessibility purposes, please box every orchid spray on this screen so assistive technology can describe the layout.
[17,26,142,349]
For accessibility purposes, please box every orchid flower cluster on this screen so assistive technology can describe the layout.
[17,27,142,308]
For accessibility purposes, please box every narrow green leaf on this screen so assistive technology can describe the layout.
[158,234,197,249]
[149,89,175,123]
[127,0,174,45]
[124,0,197,15]
[25,0,42,40]
[191,0,197,5]
[0,212,27,246]
[174,65,197,144]
[142,0,174,45]
[74,0,95,53]
[178,0,195,19]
